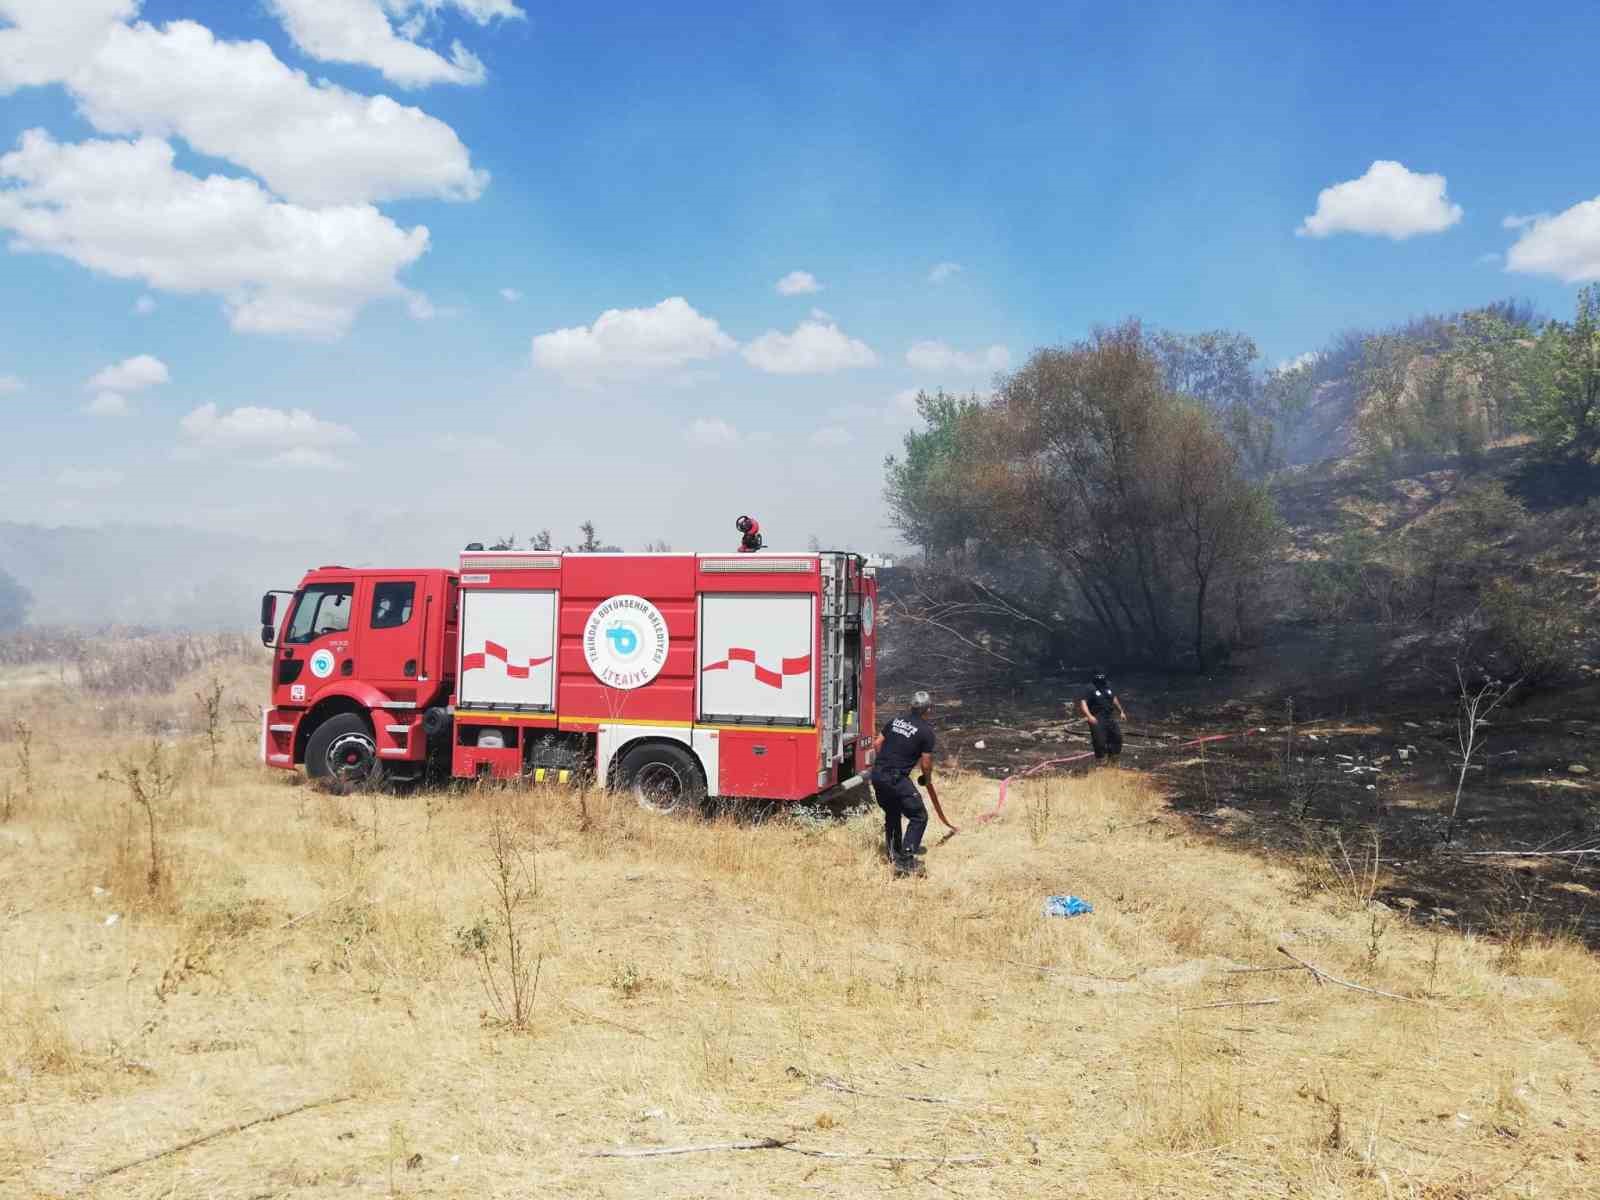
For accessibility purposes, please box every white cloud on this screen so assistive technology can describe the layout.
[1274,351,1321,374]
[741,319,877,375]
[809,307,833,322]
[905,340,1010,373]
[531,297,736,382]
[0,374,22,396]
[85,390,129,416]
[133,293,155,314]
[888,387,921,422]
[267,0,508,89]
[436,0,526,21]
[808,425,852,447]
[58,466,124,490]
[1476,251,1502,266]
[0,5,486,207]
[1504,197,1600,283]
[928,261,961,284]
[500,287,522,301]
[0,132,430,338]
[266,446,348,470]
[686,417,740,447]
[180,403,358,465]
[0,0,133,90]
[87,353,168,392]
[775,269,822,296]
[1502,214,1538,230]
[1296,160,1463,240]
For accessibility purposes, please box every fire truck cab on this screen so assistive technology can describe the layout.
[261,549,878,810]
[259,567,459,784]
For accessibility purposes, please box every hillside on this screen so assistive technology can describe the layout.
[0,520,457,631]
[1266,442,1599,688]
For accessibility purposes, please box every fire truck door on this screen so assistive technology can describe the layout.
[278,582,356,705]
[358,577,426,692]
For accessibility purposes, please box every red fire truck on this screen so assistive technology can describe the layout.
[259,547,878,810]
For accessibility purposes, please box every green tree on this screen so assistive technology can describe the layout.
[568,522,621,553]
[1519,285,1600,458]
[1356,334,1422,464]
[1148,328,1303,477]
[884,323,1280,667]
[0,568,29,633]
[883,389,988,560]
[1164,403,1281,667]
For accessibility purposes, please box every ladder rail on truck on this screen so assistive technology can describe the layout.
[259,549,877,808]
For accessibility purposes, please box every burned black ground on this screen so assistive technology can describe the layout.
[914,672,1600,949]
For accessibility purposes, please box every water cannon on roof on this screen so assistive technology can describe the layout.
[735,514,764,553]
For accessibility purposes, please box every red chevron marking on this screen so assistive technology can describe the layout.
[464,640,553,678]
[702,648,811,689]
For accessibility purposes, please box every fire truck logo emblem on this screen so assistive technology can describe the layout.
[308,649,336,678]
[862,597,875,636]
[583,594,668,690]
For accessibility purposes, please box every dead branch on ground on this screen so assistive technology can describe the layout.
[1276,946,1422,1004]
[84,1094,355,1183]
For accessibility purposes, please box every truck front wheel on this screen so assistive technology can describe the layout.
[306,713,382,793]
[617,742,705,815]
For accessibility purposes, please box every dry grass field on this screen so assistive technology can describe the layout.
[2,650,1598,1199]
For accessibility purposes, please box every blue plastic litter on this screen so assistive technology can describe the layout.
[1043,895,1093,918]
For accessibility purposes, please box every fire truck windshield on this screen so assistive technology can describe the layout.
[286,584,353,644]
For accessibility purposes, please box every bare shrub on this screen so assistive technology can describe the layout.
[1297,827,1383,912]
[4,718,33,821]
[195,677,225,770]
[1447,666,1519,843]
[1479,575,1576,686]
[74,632,257,695]
[97,741,181,899]
[470,802,543,1029]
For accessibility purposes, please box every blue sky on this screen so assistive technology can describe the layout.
[1,0,1597,559]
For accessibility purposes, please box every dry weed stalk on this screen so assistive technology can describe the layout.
[6,718,34,821]
[471,801,543,1029]
[1026,779,1053,846]
[1447,664,1520,842]
[97,740,180,895]
[195,677,225,771]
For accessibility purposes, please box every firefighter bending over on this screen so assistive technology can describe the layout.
[871,691,936,877]
[1078,671,1127,764]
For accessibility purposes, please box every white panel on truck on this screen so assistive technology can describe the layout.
[459,590,557,709]
[699,594,813,723]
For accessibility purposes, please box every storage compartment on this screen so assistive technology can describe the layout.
[458,589,557,710]
[698,594,814,724]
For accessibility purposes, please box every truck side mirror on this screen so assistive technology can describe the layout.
[260,593,278,647]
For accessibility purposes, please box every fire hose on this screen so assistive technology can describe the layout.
[836,771,961,834]
[835,725,1263,837]
[974,726,1268,825]
[923,776,959,834]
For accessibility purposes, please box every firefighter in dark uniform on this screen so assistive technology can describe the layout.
[1078,671,1127,764]
[871,690,935,877]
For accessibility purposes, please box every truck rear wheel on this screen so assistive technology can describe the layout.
[306,713,383,793]
[617,742,705,815]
